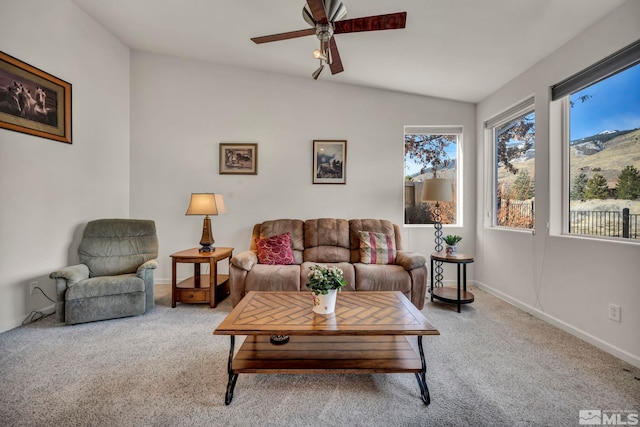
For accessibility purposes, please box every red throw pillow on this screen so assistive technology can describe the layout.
[358,231,396,265]
[255,232,296,265]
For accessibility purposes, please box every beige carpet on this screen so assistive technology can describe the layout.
[0,284,638,427]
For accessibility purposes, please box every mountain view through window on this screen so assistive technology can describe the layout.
[568,62,640,240]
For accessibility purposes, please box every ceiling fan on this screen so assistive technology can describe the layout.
[251,0,407,80]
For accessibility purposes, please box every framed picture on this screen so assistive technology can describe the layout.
[313,140,347,184]
[0,51,71,144]
[219,143,258,175]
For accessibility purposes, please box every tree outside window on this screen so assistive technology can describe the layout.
[404,128,460,226]
[492,110,536,230]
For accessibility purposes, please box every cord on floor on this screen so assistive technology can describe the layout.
[22,286,56,325]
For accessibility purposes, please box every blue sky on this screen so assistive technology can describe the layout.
[405,63,640,176]
[570,62,640,140]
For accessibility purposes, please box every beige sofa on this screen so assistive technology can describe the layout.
[229,218,427,309]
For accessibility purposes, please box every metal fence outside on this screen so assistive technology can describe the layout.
[569,208,639,239]
[498,199,534,229]
[495,200,638,239]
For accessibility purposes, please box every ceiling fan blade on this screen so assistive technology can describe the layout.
[251,28,316,44]
[334,12,407,34]
[328,37,344,75]
[306,0,328,24]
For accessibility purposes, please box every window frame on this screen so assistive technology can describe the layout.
[485,96,536,232]
[551,39,640,243]
[403,126,463,228]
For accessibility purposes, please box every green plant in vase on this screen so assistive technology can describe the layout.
[443,235,462,255]
[307,265,347,295]
[307,265,347,314]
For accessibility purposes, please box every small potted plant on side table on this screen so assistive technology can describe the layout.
[307,264,347,314]
[443,235,462,256]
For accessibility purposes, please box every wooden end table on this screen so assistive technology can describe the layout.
[214,291,440,406]
[170,247,233,308]
[430,251,474,313]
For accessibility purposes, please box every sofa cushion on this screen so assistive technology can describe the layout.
[304,218,350,263]
[353,264,411,294]
[245,264,301,291]
[301,262,355,292]
[358,231,396,265]
[255,232,295,265]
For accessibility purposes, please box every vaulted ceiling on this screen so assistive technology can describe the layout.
[70,0,627,103]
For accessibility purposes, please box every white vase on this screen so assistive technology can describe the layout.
[312,289,337,314]
[446,244,458,255]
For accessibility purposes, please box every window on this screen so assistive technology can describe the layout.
[403,126,462,226]
[552,40,640,240]
[486,98,535,230]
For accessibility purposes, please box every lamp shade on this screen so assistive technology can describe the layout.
[421,178,453,202]
[185,193,227,216]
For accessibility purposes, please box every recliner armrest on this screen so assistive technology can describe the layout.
[49,264,90,284]
[231,250,258,272]
[395,250,426,271]
[137,259,159,276]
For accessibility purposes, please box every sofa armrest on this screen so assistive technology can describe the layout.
[136,259,159,276]
[231,250,258,272]
[49,264,90,284]
[395,250,426,271]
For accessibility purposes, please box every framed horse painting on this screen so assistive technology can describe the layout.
[0,51,72,144]
[219,143,258,175]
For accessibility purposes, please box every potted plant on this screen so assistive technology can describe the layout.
[443,235,462,255]
[306,264,347,314]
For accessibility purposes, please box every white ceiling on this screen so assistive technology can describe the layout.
[70,0,627,103]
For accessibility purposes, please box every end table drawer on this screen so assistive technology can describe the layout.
[177,289,209,303]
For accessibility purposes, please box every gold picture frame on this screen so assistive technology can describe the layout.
[0,51,72,144]
[219,143,258,175]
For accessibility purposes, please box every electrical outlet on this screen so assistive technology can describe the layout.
[29,281,38,295]
[609,303,621,322]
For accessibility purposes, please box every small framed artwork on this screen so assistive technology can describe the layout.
[219,143,258,175]
[0,51,72,144]
[313,140,346,184]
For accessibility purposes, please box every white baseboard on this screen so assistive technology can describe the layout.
[473,280,640,369]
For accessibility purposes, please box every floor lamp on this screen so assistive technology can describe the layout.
[422,178,453,288]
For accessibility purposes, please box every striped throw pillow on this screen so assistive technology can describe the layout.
[358,231,396,265]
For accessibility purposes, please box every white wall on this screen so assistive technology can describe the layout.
[476,0,640,367]
[129,52,476,284]
[0,0,131,332]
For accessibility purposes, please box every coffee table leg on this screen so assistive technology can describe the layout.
[225,336,238,405]
[414,335,431,405]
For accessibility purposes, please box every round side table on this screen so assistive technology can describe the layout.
[430,252,474,313]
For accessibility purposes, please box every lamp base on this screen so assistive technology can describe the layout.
[198,216,215,253]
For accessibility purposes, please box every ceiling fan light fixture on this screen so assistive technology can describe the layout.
[312,64,324,80]
[313,49,328,61]
[253,1,407,80]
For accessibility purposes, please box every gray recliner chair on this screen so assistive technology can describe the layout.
[50,219,159,325]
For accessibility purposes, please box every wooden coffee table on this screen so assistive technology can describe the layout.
[214,291,439,406]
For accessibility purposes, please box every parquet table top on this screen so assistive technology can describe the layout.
[214,291,439,336]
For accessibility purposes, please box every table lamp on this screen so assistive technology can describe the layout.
[422,178,453,287]
[185,193,226,252]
